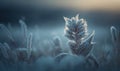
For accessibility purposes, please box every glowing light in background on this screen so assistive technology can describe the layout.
[0,0,120,12]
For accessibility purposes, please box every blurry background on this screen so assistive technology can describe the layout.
[0,0,120,71]
[0,0,120,54]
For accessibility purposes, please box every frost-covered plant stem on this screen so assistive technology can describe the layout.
[64,14,95,56]
[27,33,33,59]
[110,26,120,65]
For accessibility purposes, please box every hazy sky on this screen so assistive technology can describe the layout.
[0,0,120,12]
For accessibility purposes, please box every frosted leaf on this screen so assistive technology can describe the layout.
[64,27,73,36]
[110,26,119,42]
[64,16,71,26]
[53,36,61,47]
[75,14,79,22]
[77,31,95,56]
[0,24,14,42]
[27,33,33,59]
[54,53,71,62]
[68,41,76,49]
[77,30,87,38]
[27,33,32,49]
[65,24,75,31]
[65,33,75,40]
[64,14,88,41]
[20,19,28,47]
[86,53,99,68]
[0,43,9,59]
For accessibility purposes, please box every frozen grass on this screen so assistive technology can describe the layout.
[0,15,120,71]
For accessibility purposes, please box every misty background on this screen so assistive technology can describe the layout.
[0,0,120,48]
[0,0,120,71]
